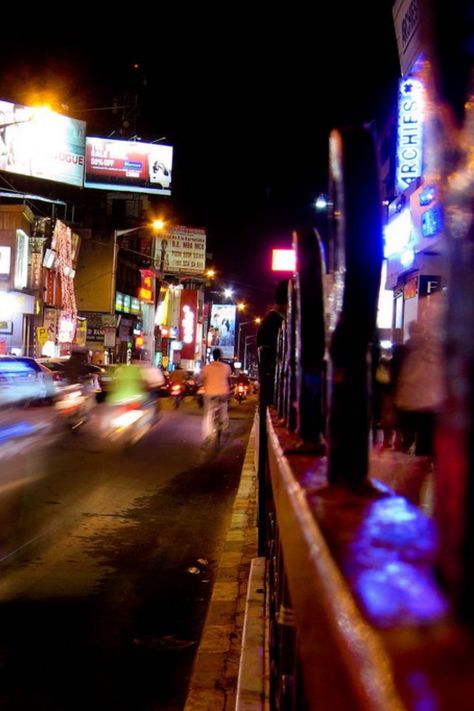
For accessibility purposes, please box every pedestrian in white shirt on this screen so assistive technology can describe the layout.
[201,348,232,439]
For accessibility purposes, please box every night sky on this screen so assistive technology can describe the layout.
[0,4,401,314]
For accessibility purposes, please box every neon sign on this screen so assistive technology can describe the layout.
[181,304,195,344]
[396,77,424,193]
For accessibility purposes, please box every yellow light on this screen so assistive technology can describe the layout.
[152,219,165,231]
[206,269,215,278]
[255,317,262,325]
[237,302,246,311]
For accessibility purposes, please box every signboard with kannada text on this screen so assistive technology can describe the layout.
[155,226,206,275]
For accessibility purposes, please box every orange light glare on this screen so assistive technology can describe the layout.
[272,249,295,272]
[138,287,152,301]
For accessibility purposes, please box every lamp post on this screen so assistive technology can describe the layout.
[237,318,261,364]
[112,222,165,364]
[244,334,257,372]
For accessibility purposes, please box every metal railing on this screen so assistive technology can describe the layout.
[256,5,474,704]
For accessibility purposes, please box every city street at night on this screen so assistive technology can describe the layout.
[0,395,255,710]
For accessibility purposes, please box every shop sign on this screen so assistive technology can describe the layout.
[419,275,441,296]
[0,246,11,277]
[74,318,87,347]
[138,269,154,303]
[0,320,13,334]
[30,251,43,289]
[104,327,116,348]
[404,275,418,299]
[115,292,124,311]
[396,77,423,193]
[179,290,198,360]
[36,326,49,346]
[43,307,58,343]
[14,230,28,290]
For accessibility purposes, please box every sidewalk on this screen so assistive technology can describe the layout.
[184,430,434,711]
[184,425,263,711]
[368,445,434,515]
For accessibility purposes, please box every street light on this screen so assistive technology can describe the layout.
[111,221,165,363]
[236,317,261,362]
[244,334,257,372]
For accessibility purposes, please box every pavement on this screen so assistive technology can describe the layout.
[183,425,434,711]
[184,423,267,711]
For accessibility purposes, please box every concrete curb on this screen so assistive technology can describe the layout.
[235,556,268,711]
[184,424,259,710]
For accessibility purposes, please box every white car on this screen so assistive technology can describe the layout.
[0,356,57,406]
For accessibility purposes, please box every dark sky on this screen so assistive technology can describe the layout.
[0,4,401,313]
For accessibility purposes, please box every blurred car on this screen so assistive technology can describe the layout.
[0,356,57,406]
[39,356,103,397]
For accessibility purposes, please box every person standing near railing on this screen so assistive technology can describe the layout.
[256,280,289,409]
[256,280,289,554]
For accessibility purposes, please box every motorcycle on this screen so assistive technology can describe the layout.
[170,382,185,408]
[102,393,159,448]
[54,381,95,432]
[234,382,248,404]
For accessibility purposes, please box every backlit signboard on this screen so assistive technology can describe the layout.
[210,304,236,361]
[179,290,199,360]
[155,225,206,275]
[272,249,295,271]
[396,77,424,193]
[0,100,86,187]
[14,230,28,289]
[392,0,421,76]
[0,246,11,277]
[84,137,173,195]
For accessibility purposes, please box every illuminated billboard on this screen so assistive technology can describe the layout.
[0,100,86,187]
[155,225,206,275]
[84,137,173,195]
[396,77,424,193]
[272,249,295,271]
[210,304,236,360]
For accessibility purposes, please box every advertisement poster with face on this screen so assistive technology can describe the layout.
[210,304,236,360]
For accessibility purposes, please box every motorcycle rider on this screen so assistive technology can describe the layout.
[169,364,188,405]
[62,348,100,388]
[233,371,250,402]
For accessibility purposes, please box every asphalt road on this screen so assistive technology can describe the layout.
[0,394,256,710]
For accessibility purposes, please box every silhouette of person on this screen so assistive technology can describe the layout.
[256,279,288,408]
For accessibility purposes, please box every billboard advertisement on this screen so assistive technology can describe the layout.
[209,304,236,360]
[155,225,206,275]
[179,290,199,360]
[0,100,86,186]
[84,137,173,195]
